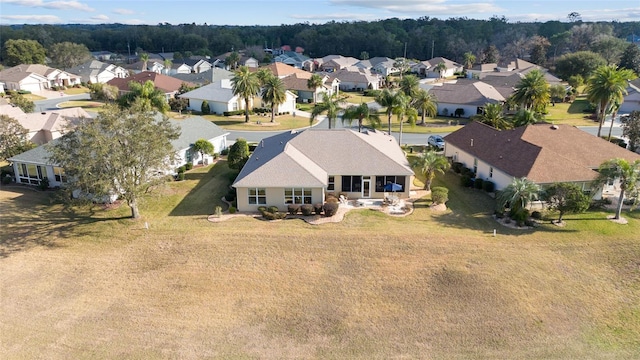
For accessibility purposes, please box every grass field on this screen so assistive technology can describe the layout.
[200,114,317,131]
[545,97,597,126]
[1,162,639,358]
[58,100,106,111]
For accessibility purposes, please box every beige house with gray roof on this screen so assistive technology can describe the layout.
[233,129,414,212]
[429,79,505,117]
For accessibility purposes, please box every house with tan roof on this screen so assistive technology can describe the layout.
[0,103,90,145]
[429,79,505,117]
[107,71,192,100]
[412,57,464,78]
[280,72,339,103]
[326,67,382,91]
[443,121,640,198]
[258,62,310,79]
[233,128,414,212]
[67,60,128,84]
[0,64,81,92]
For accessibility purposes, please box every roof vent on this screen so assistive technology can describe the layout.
[551,124,558,130]
[261,140,264,148]
[470,138,474,147]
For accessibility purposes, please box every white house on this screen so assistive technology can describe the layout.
[67,60,128,84]
[0,64,81,92]
[170,116,229,167]
[620,79,640,114]
[429,79,505,117]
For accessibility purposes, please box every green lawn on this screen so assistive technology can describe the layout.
[343,92,377,104]
[22,93,46,101]
[1,161,639,358]
[545,97,597,126]
[63,87,90,95]
[201,113,318,131]
[58,100,106,111]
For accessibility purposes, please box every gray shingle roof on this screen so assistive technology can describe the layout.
[169,116,229,151]
[233,128,413,188]
[179,80,236,103]
[430,80,505,106]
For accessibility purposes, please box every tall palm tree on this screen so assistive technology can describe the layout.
[497,177,540,213]
[586,65,637,137]
[412,89,437,125]
[307,74,324,104]
[463,52,476,70]
[511,108,543,127]
[412,150,451,191]
[140,52,149,72]
[399,74,419,97]
[231,66,260,123]
[434,62,447,80]
[226,51,240,70]
[341,103,380,132]
[261,75,287,123]
[477,103,510,130]
[510,69,550,113]
[163,58,172,75]
[393,93,417,146]
[118,80,169,113]
[375,88,401,134]
[594,158,640,220]
[310,93,342,129]
[255,68,273,86]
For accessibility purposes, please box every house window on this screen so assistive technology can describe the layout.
[248,188,266,205]
[473,158,478,174]
[327,176,335,191]
[375,176,406,192]
[185,148,193,163]
[341,176,362,192]
[489,167,493,178]
[284,188,312,204]
[54,167,67,183]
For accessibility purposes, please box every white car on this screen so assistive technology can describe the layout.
[428,135,445,150]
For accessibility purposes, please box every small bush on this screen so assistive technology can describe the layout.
[287,204,300,215]
[220,148,230,156]
[301,204,314,216]
[1,175,12,185]
[511,208,529,225]
[323,202,339,217]
[214,206,223,217]
[257,206,267,214]
[176,172,185,181]
[452,162,463,173]
[524,219,536,227]
[589,198,612,210]
[494,210,505,219]
[531,211,542,220]
[314,203,324,215]
[185,162,193,171]
[177,166,186,174]
[268,206,280,213]
[223,110,246,116]
[482,180,495,193]
[229,206,236,214]
[474,178,484,190]
[225,190,236,202]
[326,194,339,203]
[431,186,449,204]
[460,175,473,187]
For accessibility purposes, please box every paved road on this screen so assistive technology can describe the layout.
[34,93,90,112]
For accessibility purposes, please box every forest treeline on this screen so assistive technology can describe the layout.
[1,17,639,64]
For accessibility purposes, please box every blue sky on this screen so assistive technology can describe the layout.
[1,0,639,25]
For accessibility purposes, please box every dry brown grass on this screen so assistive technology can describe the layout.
[1,165,639,358]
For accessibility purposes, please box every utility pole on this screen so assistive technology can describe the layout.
[431,40,435,59]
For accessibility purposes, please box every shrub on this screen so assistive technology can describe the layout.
[201,100,210,115]
[223,110,246,116]
[452,162,463,173]
[314,203,324,215]
[474,178,484,190]
[494,210,505,219]
[220,148,230,156]
[214,206,223,217]
[177,166,186,174]
[229,206,236,214]
[287,204,300,215]
[323,202,339,217]
[431,186,449,204]
[482,180,495,193]
[589,198,612,210]
[1,175,12,185]
[185,162,193,171]
[460,175,473,187]
[176,172,185,181]
[225,190,236,202]
[524,219,536,227]
[531,211,542,220]
[257,206,267,214]
[301,204,314,216]
[326,194,339,203]
[268,206,280,214]
[510,208,529,226]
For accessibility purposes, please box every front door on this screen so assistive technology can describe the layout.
[362,178,371,198]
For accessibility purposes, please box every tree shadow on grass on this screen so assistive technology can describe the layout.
[169,161,236,216]
[0,186,131,259]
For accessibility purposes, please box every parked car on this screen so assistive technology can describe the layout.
[428,135,445,150]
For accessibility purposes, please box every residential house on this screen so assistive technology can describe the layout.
[170,68,234,86]
[181,57,213,73]
[90,51,116,61]
[233,128,414,212]
[273,51,310,69]
[169,62,193,75]
[0,64,81,91]
[412,57,464,78]
[620,79,640,114]
[124,60,165,74]
[327,67,382,91]
[179,79,242,114]
[429,79,505,117]
[0,103,90,145]
[8,115,228,188]
[443,121,640,198]
[107,71,193,100]
[214,52,259,69]
[315,55,360,73]
[0,81,5,94]
[67,60,128,84]
[258,62,310,79]
[281,72,339,103]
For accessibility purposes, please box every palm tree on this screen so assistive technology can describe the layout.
[255,68,273,86]
[607,101,621,141]
[510,69,550,113]
[307,74,324,104]
[393,93,417,146]
[477,103,510,130]
[463,52,476,70]
[549,84,566,105]
[434,62,447,80]
[512,108,543,127]
[140,52,149,72]
[231,66,260,123]
[163,58,172,75]
[118,80,169,113]
[375,88,401,134]
[412,150,451,191]
[261,75,287,123]
[226,51,240,70]
[310,93,342,129]
[497,177,541,213]
[399,74,419,97]
[412,89,437,125]
[341,103,380,132]
[586,65,637,137]
[594,158,640,220]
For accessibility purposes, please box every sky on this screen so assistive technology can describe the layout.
[1,0,639,26]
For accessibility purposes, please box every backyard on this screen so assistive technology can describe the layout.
[1,162,639,358]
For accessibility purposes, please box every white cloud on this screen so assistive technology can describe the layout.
[91,14,109,21]
[2,0,94,12]
[121,18,146,25]
[0,14,62,23]
[329,0,502,15]
[113,8,135,15]
[291,12,380,22]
